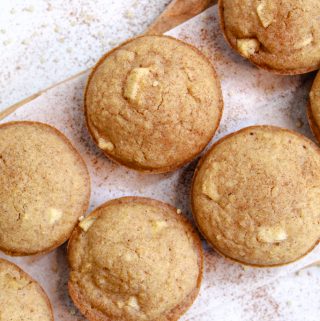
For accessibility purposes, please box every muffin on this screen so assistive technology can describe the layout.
[0,121,90,256]
[0,258,54,320]
[192,126,320,267]
[219,0,320,74]
[308,71,320,142]
[68,197,203,321]
[85,35,223,173]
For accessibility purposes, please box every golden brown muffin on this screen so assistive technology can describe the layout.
[219,0,320,74]
[0,121,90,256]
[0,258,54,320]
[192,126,320,267]
[308,71,320,142]
[68,197,203,321]
[85,35,223,173]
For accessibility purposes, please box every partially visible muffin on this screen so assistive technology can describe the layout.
[0,258,54,320]
[219,0,320,74]
[192,126,320,267]
[308,71,320,142]
[68,197,203,321]
[85,35,223,173]
[0,121,90,256]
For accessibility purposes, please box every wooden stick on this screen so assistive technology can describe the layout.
[0,70,88,121]
[298,260,320,271]
[146,0,216,35]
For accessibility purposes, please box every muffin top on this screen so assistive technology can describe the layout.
[219,0,320,74]
[0,258,53,321]
[85,35,223,173]
[309,71,320,141]
[0,121,90,256]
[192,126,320,266]
[68,197,202,321]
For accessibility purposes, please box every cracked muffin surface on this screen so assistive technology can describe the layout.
[85,35,223,173]
[0,121,90,256]
[219,0,320,74]
[192,126,320,266]
[0,258,53,321]
[68,197,203,321]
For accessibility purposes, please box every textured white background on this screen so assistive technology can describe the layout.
[0,0,170,110]
[0,1,319,321]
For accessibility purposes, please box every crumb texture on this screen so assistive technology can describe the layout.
[0,259,53,320]
[68,197,201,321]
[220,0,320,73]
[85,35,222,172]
[193,126,320,266]
[0,122,90,255]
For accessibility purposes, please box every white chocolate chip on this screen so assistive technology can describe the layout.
[124,68,150,102]
[176,208,182,214]
[48,208,62,224]
[4,273,29,290]
[202,181,220,202]
[237,39,260,58]
[78,215,85,221]
[241,265,249,271]
[152,80,159,87]
[79,217,96,232]
[257,226,287,243]
[294,34,313,50]
[127,296,140,311]
[116,301,125,308]
[98,138,114,151]
[256,2,274,28]
[151,220,167,233]
[123,252,134,262]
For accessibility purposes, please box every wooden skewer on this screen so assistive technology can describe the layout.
[146,0,217,35]
[298,260,320,271]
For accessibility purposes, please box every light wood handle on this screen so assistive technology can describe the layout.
[146,0,217,35]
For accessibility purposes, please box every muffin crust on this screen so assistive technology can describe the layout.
[0,121,90,256]
[308,71,320,142]
[68,197,203,321]
[85,35,223,173]
[192,126,320,267]
[0,258,54,321]
[219,0,320,74]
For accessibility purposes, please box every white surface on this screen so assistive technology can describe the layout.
[0,2,319,321]
[0,0,170,110]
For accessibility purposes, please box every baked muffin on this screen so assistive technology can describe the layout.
[85,35,223,173]
[0,121,90,256]
[308,71,320,142]
[192,126,320,267]
[68,197,203,321]
[219,0,320,74]
[0,258,54,320]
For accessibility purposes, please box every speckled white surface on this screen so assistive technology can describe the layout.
[0,0,170,110]
[0,2,319,321]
